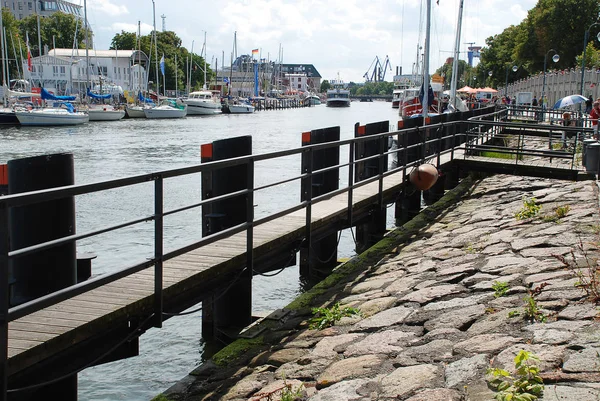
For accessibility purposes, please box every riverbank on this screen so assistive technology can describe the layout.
[155,171,600,401]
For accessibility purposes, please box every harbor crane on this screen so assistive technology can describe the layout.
[363,55,392,82]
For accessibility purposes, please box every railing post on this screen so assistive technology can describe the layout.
[154,175,163,328]
[347,141,355,225]
[245,157,254,309]
[0,203,8,401]
[304,146,313,275]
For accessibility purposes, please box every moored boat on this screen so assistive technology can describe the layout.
[304,94,321,106]
[183,90,222,115]
[15,105,89,126]
[87,106,126,121]
[222,99,255,114]
[326,88,350,107]
[144,100,187,119]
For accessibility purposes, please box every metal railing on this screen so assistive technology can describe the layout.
[0,106,515,396]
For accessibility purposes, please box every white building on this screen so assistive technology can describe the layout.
[22,48,149,97]
[286,73,308,93]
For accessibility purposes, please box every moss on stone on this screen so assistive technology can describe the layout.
[211,336,264,367]
[151,395,173,401]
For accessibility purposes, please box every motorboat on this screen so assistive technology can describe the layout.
[222,99,255,114]
[304,94,321,106]
[143,100,187,119]
[15,104,89,126]
[183,90,222,115]
[87,105,126,121]
[326,88,350,107]
[400,82,443,118]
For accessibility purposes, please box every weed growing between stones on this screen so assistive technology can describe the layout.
[487,350,544,401]
[554,239,600,303]
[309,302,361,330]
[541,205,571,223]
[492,281,509,298]
[514,197,542,220]
[509,283,549,323]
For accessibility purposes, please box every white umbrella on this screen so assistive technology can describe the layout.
[553,95,588,109]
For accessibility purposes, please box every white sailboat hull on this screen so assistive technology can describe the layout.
[125,105,148,118]
[15,108,89,126]
[225,103,255,114]
[88,108,126,121]
[143,104,187,119]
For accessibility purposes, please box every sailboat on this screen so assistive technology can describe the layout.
[0,10,19,125]
[182,33,221,115]
[15,88,89,126]
[142,3,186,119]
[82,0,125,121]
[125,21,152,118]
[222,32,255,114]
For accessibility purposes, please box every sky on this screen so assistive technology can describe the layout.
[83,0,537,83]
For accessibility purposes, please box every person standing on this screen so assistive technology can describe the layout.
[585,96,593,114]
[591,101,600,139]
[532,96,538,107]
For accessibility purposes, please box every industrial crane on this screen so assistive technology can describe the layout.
[363,55,393,82]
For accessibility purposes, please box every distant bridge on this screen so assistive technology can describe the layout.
[350,94,393,101]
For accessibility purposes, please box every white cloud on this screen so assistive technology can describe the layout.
[83,0,537,83]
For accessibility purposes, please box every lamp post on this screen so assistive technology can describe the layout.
[579,21,600,97]
[541,49,559,119]
[487,70,492,86]
[504,64,518,97]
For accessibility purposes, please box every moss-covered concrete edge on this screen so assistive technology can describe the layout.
[208,174,477,368]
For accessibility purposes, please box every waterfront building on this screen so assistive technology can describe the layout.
[3,0,83,21]
[22,48,149,96]
[216,56,321,97]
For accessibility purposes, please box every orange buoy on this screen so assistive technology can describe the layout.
[409,164,439,191]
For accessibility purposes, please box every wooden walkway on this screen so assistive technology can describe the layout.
[7,164,411,379]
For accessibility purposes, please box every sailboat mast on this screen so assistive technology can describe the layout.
[0,8,6,104]
[152,0,159,97]
[84,0,90,96]
[422,0,431,120]
[203,31,207,90]
[34,0,42,87]
[449,0,464,110]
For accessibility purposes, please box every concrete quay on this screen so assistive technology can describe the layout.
[157,172,600,401]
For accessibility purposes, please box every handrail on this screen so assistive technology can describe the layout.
[0,110,584,393]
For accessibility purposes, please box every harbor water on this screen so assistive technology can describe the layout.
[0,100,400,400]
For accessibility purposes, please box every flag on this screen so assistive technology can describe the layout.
[252,48,259,57]
[159,54,165,76]
[26,32,32,72]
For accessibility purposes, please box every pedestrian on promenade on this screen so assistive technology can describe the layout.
[591,101,600,139]
[585,96,593,114]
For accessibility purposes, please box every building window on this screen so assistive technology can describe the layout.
[60,66,65,74]
[18,13,22,18]
[17,2,21,10]
[28,1,32,10]
[298,84,301,89]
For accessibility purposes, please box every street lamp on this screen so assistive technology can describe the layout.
[541,49,559,115]
[504,64,518,97]
[579,21,600,97]
[487,70,492,86]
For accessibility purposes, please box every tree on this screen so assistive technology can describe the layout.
[320,80,331,92]
[2,9,23,80]
[110,31,137,50]
[576,42,600,70]
[18,12,91,56]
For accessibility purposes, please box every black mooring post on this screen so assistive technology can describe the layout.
[300,127,340,283]
[200,136,253,343]
[7,153,77,401]
[0,165,6,196]
[354,121,388,253]
[396,126,423,226]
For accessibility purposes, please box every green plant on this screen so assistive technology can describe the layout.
[523,283,549,323]
[508,310,521,318]
[492,281,510,298]
[554,205,570,218]
[309,302,361,330]
[515,197,542,220]
[280,383,304,401]
[554,240,600,303]
[487,350,544,401]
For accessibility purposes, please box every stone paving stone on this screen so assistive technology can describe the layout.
[542,385,600,400]
[532,328,575,345]
[401,339,455,362]
[562,347,600,373]
[316,354,386,388]
[343,330,415,357]
[380,364,442,399]
[445,354,489,388]
[557,303,599,320]
[400,284,465,304]
[350,277,395,294]
[405,388,464,401]
[423,294,490,311]
[308,378,371,401]
[248,379,304,401]
[354,296,397,318]
[493,344,567,373]
[423,304,486,331]
[454,334,522,354]
[352,305,415,331]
